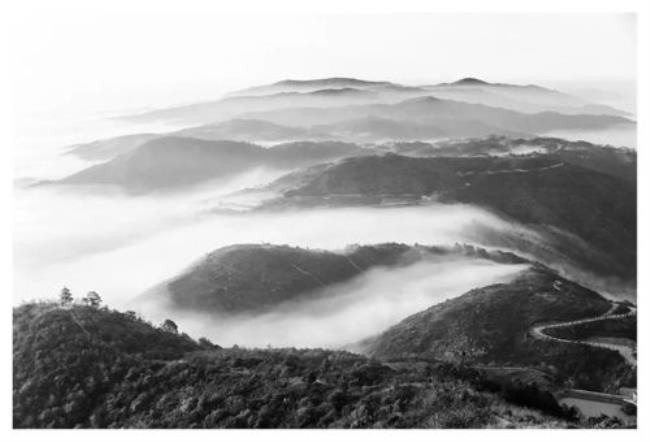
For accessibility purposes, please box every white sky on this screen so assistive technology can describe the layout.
[6,7,636,114]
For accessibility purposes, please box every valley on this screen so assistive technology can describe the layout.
[12,75,638,429]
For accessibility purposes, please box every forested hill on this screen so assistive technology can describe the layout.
[274,154,636,281]
[155,243,526,315]
[360,267,636,392]
[15,301,597,429]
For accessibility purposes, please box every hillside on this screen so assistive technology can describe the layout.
[177,118,331,143]
[55,137,369,193]
[14,301,601,429]
[164,243,415,313]
[361,267,636,392]
[386,136,636,182]
[155,243,527,315]
[275,154,636,280]
[242,96,632,136]
[426,78,629,117]
[65,133,161,162]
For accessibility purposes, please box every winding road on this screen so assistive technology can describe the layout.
[530,303,637,366]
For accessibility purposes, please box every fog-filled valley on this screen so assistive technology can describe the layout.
[12,73,638,429]
[145,257,529,348]
[14,75,638,343]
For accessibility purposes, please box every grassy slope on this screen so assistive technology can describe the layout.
[363,267,635,392]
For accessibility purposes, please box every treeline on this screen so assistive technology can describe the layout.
[12,301,603,429]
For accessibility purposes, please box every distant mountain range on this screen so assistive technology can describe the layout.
[66,94,633,165]
[55,138,371,193]
[425,78,631,117]
[241,96,630,134]
[121,77,632,125]
[61,78,634,165]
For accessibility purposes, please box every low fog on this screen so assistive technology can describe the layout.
[13,107,631,350]
[145,258,528,348]
[15,149,625,349]
[14,178,534,308]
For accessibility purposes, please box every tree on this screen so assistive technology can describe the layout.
[83,291,102,308]
[161,319,178,334]
[125,310,138,320]
[198,337,214,348]
[59,287,73,306]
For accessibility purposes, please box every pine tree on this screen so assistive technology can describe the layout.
[59,287,73,306]
[161,319,178,334]
[83,291,102,308]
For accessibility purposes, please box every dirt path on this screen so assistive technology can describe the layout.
[530,303,637,366]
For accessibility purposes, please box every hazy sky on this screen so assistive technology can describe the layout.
[8,10,636,114]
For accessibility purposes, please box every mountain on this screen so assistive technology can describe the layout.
[123,78,425,125]
[149,243,527,315]
[15,301,587,428]
[270,154,636,281]
[435,137,637,181]
[243,96,632,137]
[426,78,630,117]
[160,243,416,314]
[265,141,371,163]
[56,137,265,192]
[315,116,448,141]
[215,88,383,112]
[65,133,161,162]
[381,136,636,182]
[121,77,631,125]
[64,119,334,162]
[360,266,636,393]
[178,119,332,142]
[228,77,398,96]
[70,108,633,164]
[434,77,585,104]
[449,77,492,86]
[53,137,370,193]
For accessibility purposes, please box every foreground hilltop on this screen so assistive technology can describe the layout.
[14,301,604,429]
[360,267,636,393]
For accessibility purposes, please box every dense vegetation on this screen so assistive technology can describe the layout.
[278,153,635,280]
[390,136,636,182]
[362,267,636,392]
[163,243,526,314]
[14,302,590,429]
[545,316,636,343]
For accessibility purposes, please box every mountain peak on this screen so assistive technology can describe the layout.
[452,77,491,86]
[274,77,390,87]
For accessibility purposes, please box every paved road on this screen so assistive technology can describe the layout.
[530,303,637,366]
